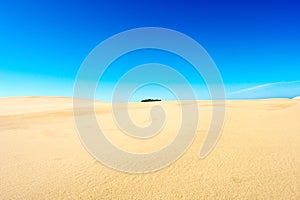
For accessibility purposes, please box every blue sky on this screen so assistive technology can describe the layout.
[0,0,300,101]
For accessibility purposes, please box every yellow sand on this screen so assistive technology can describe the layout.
[1,96,300,199]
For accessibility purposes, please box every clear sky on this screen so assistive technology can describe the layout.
[0,0,300,101]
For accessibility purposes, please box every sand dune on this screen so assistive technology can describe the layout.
[1,97,300,199]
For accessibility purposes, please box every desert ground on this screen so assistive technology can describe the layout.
[1,96,300,199]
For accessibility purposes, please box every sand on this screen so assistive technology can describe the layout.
[1,96,300,199]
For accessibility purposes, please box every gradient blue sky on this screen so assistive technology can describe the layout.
[0,0,300,101]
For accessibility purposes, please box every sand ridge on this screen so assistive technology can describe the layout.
[1,97,300,199]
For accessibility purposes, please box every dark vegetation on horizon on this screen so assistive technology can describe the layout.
[141,99,162,102]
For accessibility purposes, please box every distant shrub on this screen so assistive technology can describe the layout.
[141,99,161,102]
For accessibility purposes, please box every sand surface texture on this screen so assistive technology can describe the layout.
[1,97,300,199]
